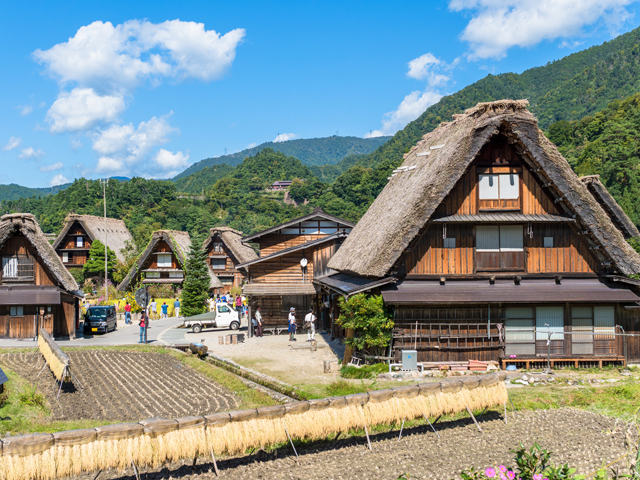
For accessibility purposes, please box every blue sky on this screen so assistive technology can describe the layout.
[1,0,640,188]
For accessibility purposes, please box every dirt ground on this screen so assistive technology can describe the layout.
[0,351,240,421]
[65,408,637,480]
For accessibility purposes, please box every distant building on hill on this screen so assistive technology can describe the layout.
[271,180,293,190]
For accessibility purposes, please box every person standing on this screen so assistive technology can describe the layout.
[304,308,316,341]
[161,301,168,319]
[149,298,157,320]
[139,312,147,343]
[235,295,242,317]
[124,301,132,325]
[174,298,181,317]
[254,306,263,337]
[288,307,297,341]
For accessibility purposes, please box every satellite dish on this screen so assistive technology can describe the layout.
[300,258,308,268]
[135,287,150,309]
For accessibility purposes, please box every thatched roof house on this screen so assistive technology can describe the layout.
[328,100,640,278]
[53,214,133,263]
[202,227,257,293]
[202,227,258,265]
[1,214,80,294]
[580,175,640,240]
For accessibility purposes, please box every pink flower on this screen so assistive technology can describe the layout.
[533,475,542,480]
[506,472,515,480]
[499,466,507,473]
[485,467,496,478]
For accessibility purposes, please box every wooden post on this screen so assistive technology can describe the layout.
[503,402,508,425]
[218,336,223,345]
[364,424,372,451]
[323,360,331,373]
[283,423,299,464]
[342,328,355,366]
[398,420,405,441]
[232,335,238,345]
[466,406,483,433]
[210,449,219,476]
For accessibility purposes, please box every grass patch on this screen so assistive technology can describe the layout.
[340,363,387,379]
[17,385,45,408]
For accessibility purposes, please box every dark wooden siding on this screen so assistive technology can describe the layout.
[0,235,57,286]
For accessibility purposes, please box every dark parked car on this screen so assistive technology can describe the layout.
[83,305,117,334]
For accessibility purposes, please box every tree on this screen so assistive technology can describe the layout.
[336,294,394,355]
[83,239,117,280]
[180,233,210,317]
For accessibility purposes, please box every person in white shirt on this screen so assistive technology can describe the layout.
[253,306,263,337]
[288,307,297,341]
[304,308,316,341]
[149,299,157,320]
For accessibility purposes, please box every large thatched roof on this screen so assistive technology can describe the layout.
[117,230,191,291]
[202,227,258,265]
[328,99,640,278]
[53,214,133,262]
[580,175,640,239]
[0,213,80,295]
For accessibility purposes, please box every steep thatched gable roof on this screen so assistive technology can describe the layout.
[580,175,640,239]
[202,227,258,265]
[117,230,191,291]
[53,214,133,262]
[328,99,640,278]
[0,214,80,294]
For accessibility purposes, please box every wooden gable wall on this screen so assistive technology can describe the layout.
[403,136,601,276]
[259,234,327,257]
[0,235,57,286]
[59,222,93,250]
[206,234,239,271]
[144,240,180,269]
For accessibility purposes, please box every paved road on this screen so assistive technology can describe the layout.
[0,316,186,348]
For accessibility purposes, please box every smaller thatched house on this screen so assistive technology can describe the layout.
[0,213,82,339]
[580,175,640,240]
[202,227,258,295]
[117,230,192,292]
[53,214,133,270]
[327,99,640,367]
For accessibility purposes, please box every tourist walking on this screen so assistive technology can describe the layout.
[288,307,297,341]
[254,306,263,337]
[161,301,168,319]
[124,301,132,325]
[139,312,147,344]
[174,298,180,317]
[149,298,157,320]
[304,308,316,341]
[235,295,242,316]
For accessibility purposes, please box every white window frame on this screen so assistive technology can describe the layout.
[476,225,523,252]
[478,174,499,200]
[62,252,69,263]
[2,257,18,278]
[157,254,172,268]
[210,257,226,269]
[479,173,520,201]
[76,236,83,247]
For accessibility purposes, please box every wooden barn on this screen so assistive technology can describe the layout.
[328,100,640,367]
[0,213,82,339]
[202,227,258,295]
[238,208,354,334]
[53,214,133,270]
[117,230,191,292]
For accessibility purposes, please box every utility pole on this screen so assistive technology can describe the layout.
[100,179,109,302]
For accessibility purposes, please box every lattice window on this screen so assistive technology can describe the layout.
[2,255,34,280]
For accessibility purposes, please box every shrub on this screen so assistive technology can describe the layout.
[336,294,394,355]
[69,268,84,285]
[340,363,388,379]
[148,283,175,298]
[82,279,94,295]
[18,385,46,408]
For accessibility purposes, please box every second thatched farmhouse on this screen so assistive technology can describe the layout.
[327,99,640,367]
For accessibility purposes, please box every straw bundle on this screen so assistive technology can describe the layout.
[37,330,68,382]
[0,373,508,480]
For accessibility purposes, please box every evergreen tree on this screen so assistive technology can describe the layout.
[181,233,209,317]
[83,239,117,280]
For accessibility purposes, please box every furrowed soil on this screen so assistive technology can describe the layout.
[0,351,240,421]
[66,409,637,480]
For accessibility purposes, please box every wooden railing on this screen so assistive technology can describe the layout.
[393,322,504,350]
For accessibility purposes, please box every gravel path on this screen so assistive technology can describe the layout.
[0,351,240,421]
[67,409,636,480]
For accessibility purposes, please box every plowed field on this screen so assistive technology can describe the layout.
[0,351,239,421]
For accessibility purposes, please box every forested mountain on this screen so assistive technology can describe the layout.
[173,135,390,179]
[547,92,640,226]
[173,164,234,194]
[290,25,640,222]
[0,183,71,202]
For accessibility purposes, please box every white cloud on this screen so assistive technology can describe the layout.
[34,20,245,92]
[19,105,33,116]
[18,147,46,159]
[273,133,296,143]
[3,136,21,151]
[50,174,69,186]
[154,148,190,170]
[246,142,258,149]
[365,90,443,137]
[449,0,635,59]
[70,139,83,150]
[39,162,64,172]
[46,88,126,133]
[92,114,175,165]
[96,156,125,174]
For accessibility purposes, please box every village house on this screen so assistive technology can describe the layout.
[53,214,133,270]
[327,100,640,368]
[117,230,191,292]
[238,207,354,334]
[0,213,82,339]
[202,227,258,295]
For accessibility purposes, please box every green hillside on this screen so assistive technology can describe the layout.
[0,183,71,202]
[173,135,390,180]
[174,164,235,194]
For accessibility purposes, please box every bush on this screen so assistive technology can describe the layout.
[82,279,94,295]
[340,363,388,379]
[336,294,393,355]
[69,268,84,285]
[148,283,175,298]
[18,385,46,408]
